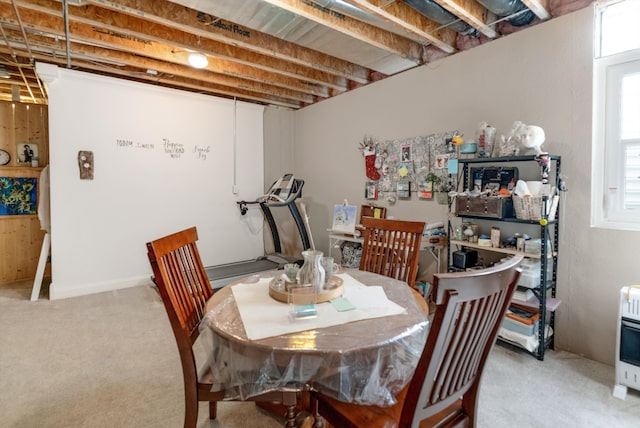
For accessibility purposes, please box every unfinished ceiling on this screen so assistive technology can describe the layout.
[0,0,593,109]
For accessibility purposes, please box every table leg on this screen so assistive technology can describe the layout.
[283,391,298,428]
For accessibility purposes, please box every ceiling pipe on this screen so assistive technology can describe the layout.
[62,0,72,68]
[10,0,34,60]
[4,3,38,103]
[401,0,478,36]
[476,0,535,26]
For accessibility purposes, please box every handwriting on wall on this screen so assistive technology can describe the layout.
[162,138,184,159]
[116,139,155,150]
[115,138,212,162]
[193,145,211,160]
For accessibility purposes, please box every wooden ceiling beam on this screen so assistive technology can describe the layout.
[0,3,331,98]
[6,0,344,93]
[520,0,551,20]
[0,31,314,104]
[0,45,303,109]
[261,0,426,64]
[81,0,372,84]
[433,0,497,38]
[343,0,456,53]
[67,1,347,92]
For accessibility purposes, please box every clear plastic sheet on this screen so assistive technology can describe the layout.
[200,269,429,407]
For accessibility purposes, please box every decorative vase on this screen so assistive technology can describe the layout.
[297,250,326,294]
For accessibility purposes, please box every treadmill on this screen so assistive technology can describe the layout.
[205,175,311,289]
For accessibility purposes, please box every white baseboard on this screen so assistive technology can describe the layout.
[49,275,152,300]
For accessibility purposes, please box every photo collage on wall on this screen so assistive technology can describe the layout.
[361,131,458,201]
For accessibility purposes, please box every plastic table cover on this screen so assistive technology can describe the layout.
[200,269,429,407]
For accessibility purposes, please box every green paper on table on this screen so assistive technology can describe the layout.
[331,297,356,312]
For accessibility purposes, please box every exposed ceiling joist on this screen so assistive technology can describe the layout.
[2,1,342,96]
[432,0,497,37]
[0,0,588,108]
[82,0,373,84]
[261,0,428,63]
[342,0,457,52]
[521,0,551,20]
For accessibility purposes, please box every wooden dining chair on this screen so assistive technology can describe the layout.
[146,227,224,428]
[148,226,310,428]
[311,255,523,428]
[358,217,426,288]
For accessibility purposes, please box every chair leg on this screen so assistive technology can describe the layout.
[310,393,325,428]
[183,396,198,428]
[209,401,217,420]
[312,415,325,428]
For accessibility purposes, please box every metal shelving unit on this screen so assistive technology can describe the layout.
[447,155,561,360]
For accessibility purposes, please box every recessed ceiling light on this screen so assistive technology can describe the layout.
[188,52,208,69]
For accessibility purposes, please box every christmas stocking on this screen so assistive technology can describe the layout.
[364,149,380,180]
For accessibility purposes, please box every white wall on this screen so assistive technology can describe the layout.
[42,66,265,299]
[262,107,302,256]
[278,6,634,365]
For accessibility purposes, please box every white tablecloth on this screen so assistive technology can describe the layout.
[230,273,406,340]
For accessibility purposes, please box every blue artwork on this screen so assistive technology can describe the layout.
[331,204,357,234]
[0,177,37,215]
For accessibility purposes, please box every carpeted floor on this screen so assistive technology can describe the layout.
[1,280,639,428]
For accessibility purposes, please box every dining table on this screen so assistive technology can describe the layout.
[200,269,430,427]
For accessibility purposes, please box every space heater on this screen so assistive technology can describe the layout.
[613,286,640,399]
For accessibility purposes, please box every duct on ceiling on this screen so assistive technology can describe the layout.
[404,0,534,30]
[476,0,536,26]
[402,0,478,37]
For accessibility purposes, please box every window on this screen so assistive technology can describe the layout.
[593,0,640,229]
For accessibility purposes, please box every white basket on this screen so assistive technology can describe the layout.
[513,195,558,221]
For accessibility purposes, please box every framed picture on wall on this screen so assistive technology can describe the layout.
[418,180,433,199]
[435,154,449,170]
[16,142,38,165]
[401,144,412,162]
[365,181,378,200]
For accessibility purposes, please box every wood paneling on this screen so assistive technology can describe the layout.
[0,100,48,285]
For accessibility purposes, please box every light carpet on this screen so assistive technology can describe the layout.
[1,281,639,427]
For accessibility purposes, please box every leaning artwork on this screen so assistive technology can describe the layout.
[331,204,357,234]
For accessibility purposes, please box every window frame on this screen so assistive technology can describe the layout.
[592,4,640,230]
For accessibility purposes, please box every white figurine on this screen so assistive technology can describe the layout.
[515,125,545,155]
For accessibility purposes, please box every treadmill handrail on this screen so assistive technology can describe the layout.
[258,179,304,207]
[235,179,311,254]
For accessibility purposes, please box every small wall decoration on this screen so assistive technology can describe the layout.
[16,142,38,165]
[418,180,433,199]
[397,179,411,198]
[357,131,459,202]
[0,176,37,215]
[401,144,412,162]
[78,150,94,180]
[331,204,357,234]
[435,154,449,169]
[365,181,378,200]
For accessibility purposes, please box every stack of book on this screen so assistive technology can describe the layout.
[512,286,535,302]
[502,303,540,336]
